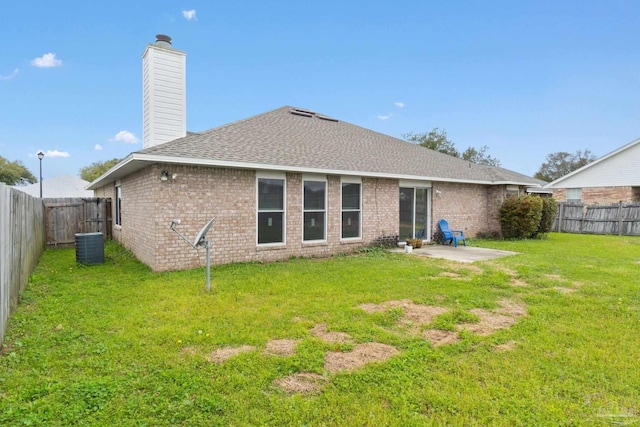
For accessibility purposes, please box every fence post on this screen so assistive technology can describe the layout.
[557,203,564,232]
[618,201,623,236]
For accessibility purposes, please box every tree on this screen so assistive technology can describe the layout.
[461,145,501,167]
[403,128,501,166]
[403,128,459,157]
[534,149,596,182]
[0,156,37,185]
[80,158,121,182]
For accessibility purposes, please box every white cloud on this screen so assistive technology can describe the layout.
[377,114,391,120]
[182,9,197,20]
[0,68,19,80]
[109,130,139,144]
[36,149,70,158]
[94,144,103,151]
[31,53,63,68]
[394,102,404,108]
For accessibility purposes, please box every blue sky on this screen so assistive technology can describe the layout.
[2,1,639,180]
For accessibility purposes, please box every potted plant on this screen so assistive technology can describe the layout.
[405,238,423,249]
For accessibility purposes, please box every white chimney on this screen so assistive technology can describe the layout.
[142,35,187,149]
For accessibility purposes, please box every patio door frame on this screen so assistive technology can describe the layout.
[399,180,432,242]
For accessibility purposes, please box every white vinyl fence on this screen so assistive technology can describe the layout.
[0,184,46,347]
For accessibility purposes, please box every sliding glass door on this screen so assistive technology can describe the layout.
[399,187,431,241]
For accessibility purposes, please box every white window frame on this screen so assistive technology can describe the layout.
[341,177,362,240]
[256,172,286,246]
[506,185,520,197]
[115,181,122,227]
[566,188,582,203]
[302,174,327,243]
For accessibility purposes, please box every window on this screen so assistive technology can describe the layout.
[567,188,582,203]
[257,177,285,244]
[506,185,520,197]
[115,183,122,226]
[303,179,326,241]
[341,181,361,239]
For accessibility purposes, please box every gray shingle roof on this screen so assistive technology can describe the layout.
[92,106,541,188]
[140,106,539,184]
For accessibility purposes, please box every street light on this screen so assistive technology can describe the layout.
[37,151,44,198]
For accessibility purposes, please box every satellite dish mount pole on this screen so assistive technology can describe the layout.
[170,218,215,292]
[204,239,211,292]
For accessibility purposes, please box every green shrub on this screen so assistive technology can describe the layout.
[500,195,543,239]
[533,197,558,238]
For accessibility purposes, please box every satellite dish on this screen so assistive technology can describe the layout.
[193,217,216,247]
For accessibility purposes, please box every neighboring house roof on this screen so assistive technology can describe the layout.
[544,138,640,189]
[88,106,542,190]
[13,175,94,198]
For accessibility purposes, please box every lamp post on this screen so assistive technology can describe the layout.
[37,151,44,198]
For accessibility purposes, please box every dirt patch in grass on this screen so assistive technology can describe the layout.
[460,299,526,336]
[311,324,352,344]
[264,339,300,356]
[510,279,530,287]
[462,309,516,335]
[544,274,563,281]
[496,299,527,317]
[423,329,460,347]
[494,340,517,352]
[359,300,448,328]
[274,373,328,394]
[500,267,518,276]
[388,300,449,328]
[553,287,576,294]
[207,345,256,363]
[439,271,461,278]
[324,342,399,373]
[180,346,198,356]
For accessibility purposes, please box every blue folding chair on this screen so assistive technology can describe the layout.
[438,219,466,247]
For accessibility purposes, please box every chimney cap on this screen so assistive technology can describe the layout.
[155,34,172,46]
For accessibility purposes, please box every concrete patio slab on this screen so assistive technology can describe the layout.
[389,244,518,263]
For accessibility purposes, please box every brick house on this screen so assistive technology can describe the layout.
[87,36,542,272]
[544,138,640,205]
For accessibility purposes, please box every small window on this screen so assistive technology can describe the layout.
[303,179,326,241]
[567,188,582,203]
[341,181,361,239]
[115,184,122,226]
[506,185,520,197]
[257,177,285,244]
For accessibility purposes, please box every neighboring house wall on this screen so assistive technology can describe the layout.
[553,187,639,204]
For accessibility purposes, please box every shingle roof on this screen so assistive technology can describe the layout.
[136,106,539,185]
[88,106,541,189]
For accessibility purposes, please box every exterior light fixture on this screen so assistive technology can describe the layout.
[37,151,44,198]
[160,170,170,181]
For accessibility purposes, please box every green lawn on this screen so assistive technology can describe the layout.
[1,233,638,426]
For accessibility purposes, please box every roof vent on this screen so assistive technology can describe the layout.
[317,114,338,122]
[156,34,172,48]
[290,109,314,118]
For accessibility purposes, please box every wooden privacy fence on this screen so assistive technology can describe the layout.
[554,202,640,236]
[0,184,46,348]
[44,197,111,247]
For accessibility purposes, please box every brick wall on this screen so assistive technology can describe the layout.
[100,166,403,271]
[95,164,521,271]
[554,186,637,204]
[431,182,505,237]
